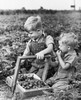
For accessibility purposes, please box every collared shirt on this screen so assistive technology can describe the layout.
[53,50,78,81]
[23,33,54,67]
[25,33,54,55]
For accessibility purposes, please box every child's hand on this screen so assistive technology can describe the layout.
[35,52,44,59]
[21,60,25,65]
[56,50,61,57]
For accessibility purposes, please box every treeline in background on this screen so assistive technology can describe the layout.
[0,7,81,15]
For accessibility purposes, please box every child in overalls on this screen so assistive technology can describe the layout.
[46,32,78,92]
[22,15,54,78]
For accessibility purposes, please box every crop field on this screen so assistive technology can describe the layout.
[0,11,81,100]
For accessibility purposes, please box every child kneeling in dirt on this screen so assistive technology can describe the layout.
[21,15,54,78]
[46,32,78,92]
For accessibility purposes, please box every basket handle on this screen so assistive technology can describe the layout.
[12,55,51,95]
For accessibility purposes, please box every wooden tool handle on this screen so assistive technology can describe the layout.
[12,55,51,94]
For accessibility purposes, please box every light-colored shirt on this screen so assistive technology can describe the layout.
[54,50,78,81]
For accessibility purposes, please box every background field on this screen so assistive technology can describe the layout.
[0,11,81,100]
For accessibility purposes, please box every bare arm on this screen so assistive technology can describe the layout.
[21,42,30,63]
[36,35,54,59]
[22,40,31,56]
[41,44,53,54]
[56,50,70,69]
[23,48,30,56]
[36,43,53,59]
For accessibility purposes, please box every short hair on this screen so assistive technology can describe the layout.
[59,32,78,49]
[24,15,42,31]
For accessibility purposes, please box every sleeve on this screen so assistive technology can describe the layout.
[45,35,54,46]
[64,53,77,67]
[23,40,31,56]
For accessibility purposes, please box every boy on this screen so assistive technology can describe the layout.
[46,32,78,92]
[22,15,54,78]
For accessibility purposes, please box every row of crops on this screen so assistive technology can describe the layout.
[0,11,81,100]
